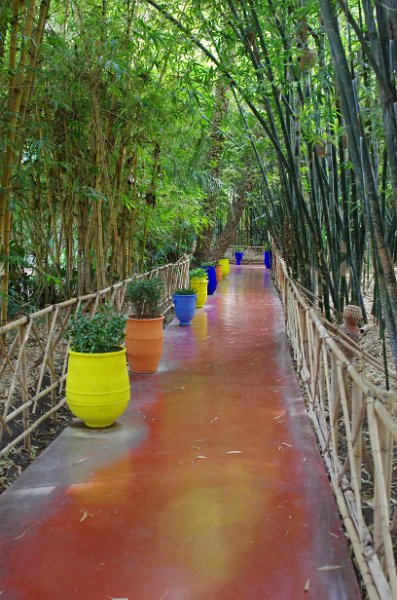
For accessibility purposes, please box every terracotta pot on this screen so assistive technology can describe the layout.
[125,316,164,373]
[215,265,222,283]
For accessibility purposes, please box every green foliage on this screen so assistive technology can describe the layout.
[201,261,216,267]
[1,0,395,369]
[190,268,207,279]
[67,305,126,354]
[126,277,164,318]
[173,287,196,295]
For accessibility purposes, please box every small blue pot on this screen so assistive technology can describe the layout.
[201,265,217,295]
[235,251,244,265]
[264,250,272,269]
[173,294,197,325]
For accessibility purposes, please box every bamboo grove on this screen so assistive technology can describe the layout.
[0,0,396,369]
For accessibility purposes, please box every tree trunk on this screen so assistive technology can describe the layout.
[194,77,229,261]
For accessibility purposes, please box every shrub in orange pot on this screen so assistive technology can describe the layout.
[215,264,222,283]
[125,277,164,373]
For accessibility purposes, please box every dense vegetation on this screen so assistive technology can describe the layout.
[0,0,396,369]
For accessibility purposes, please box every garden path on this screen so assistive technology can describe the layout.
[0,266,361,599]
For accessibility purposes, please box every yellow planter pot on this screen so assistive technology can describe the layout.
[66,347,130,428]
[191,277,208,308]
[218,258,230,277]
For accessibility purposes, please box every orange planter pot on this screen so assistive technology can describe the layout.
[125,317,164,373]
[215,265,222,283]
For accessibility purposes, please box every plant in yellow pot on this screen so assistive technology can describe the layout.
[218,257,230,277]
[190,268,208,308]
[65,305,130,428]
[125,276,164,373]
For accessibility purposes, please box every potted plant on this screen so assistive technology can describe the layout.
[218,257,230,278]
[215,263,223,283]
[125,276,164,373]
[234,248,244,265]
[201,261,217,295]
[173,287,197,325]
[65,304,130,428]
[190,268,208,308]
[264,244,272,269]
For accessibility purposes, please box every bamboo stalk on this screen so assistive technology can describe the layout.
[338,401,366,481]
[305,310,315,385]
[351,381,364,490]
[59,341,70,396]
[310,336,322,403]
[1,319,34,418]
[1,211,12,324]
[374,400,397,442]
[330,354,339,457]
[46,312,58,423]
[32,306,60,413]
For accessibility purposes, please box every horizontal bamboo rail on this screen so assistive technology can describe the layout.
[0,256,190,457]
[274,253,397,600]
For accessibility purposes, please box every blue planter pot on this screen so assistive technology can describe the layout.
[173,294,197,325]
[235,251,244,265]
[201,265,217,295]
[264,250,272,269]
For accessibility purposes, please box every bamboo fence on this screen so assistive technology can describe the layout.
[0,255,190,458]
[274,253,397,600]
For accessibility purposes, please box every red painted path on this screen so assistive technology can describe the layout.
[0,266,361,600]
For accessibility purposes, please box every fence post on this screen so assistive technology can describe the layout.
[46,312,58,424]
[351,379,363,492]
[19,323,30,451]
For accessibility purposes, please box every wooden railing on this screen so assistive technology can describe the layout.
[0,255,190,457]
[274,253,397,600]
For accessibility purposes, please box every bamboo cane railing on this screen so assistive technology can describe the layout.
[274,253,397,600]
[0,255,190,457]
